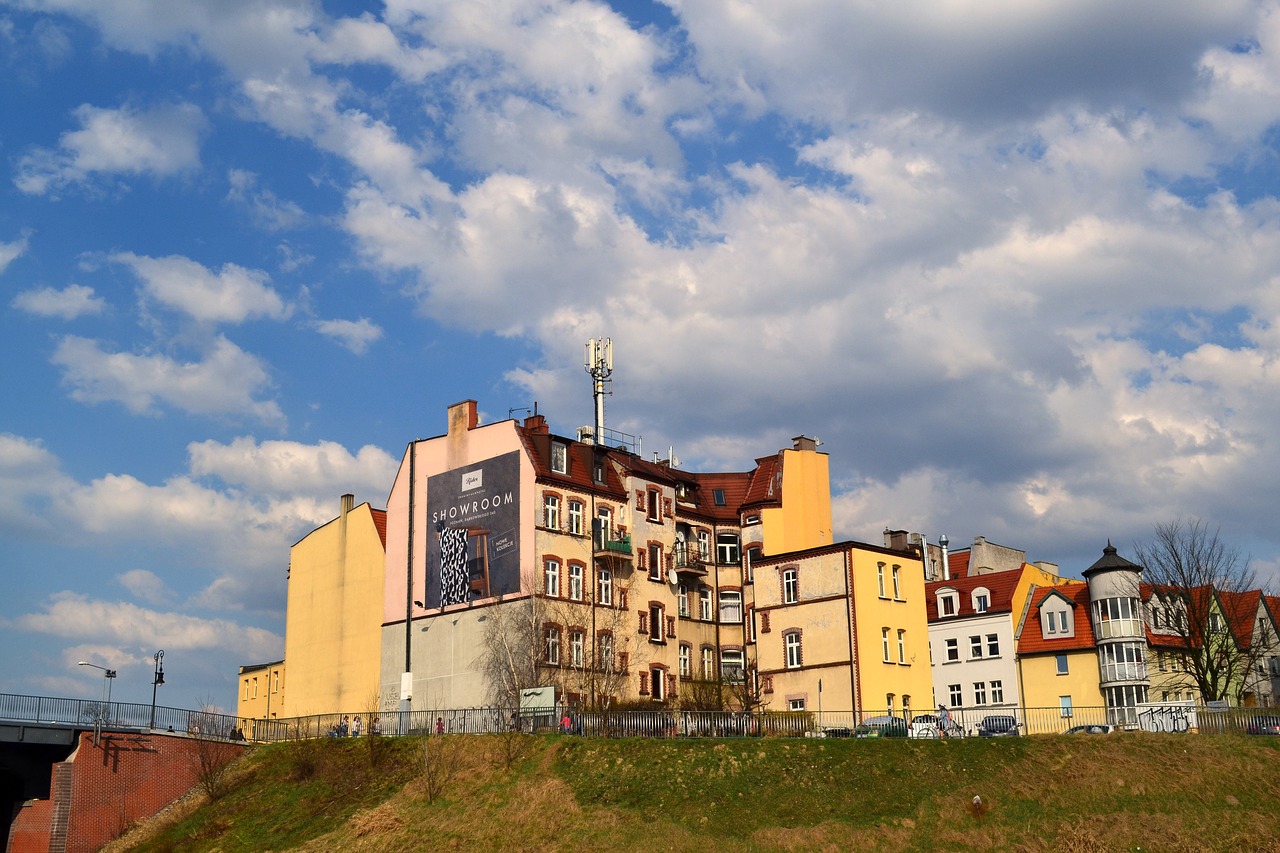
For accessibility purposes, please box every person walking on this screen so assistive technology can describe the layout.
[352,715,362,737]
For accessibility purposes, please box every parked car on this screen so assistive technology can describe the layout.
[854,715,909,738]
[1064,724,1114,735]
[976,715,1020,737]
[1246,714,1280,735]
[909,713,964,738]
[822,726,853,738]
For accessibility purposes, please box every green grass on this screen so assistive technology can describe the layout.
[109,731,1280,853]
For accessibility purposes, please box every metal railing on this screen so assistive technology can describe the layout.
[0,693,242,738]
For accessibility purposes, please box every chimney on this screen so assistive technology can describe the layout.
[448,400,479,435]
[523,413,549,434]
[340,493,354,517]
[792,435,817,452]
[940,534,950,581]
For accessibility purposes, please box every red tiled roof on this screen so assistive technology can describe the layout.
[944,551,971,579]
[687,471,753,522]
[1217,589,1263,648]
[741,455,782,509]
[370,508,387,549]
[925,567,1024,621]
[1017,582,1096,654]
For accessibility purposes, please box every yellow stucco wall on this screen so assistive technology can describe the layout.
[850,548,934,717]
[1019,650,1105,732]
[277,501,386,717]
[759,447,832,556]
[235,661,284,723]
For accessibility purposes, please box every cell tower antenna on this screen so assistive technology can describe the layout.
[584,337,613,446]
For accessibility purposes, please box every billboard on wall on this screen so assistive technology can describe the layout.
[424,450,521,609]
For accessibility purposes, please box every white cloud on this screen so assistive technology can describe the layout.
[11,284,105,319]
[15,102,206,195]
[314,317,383,354]
[186,436,397,500]
[113,252,291,325]
[51,335,284,425]
[0,230,31,274]
[226,169,307,231]
[116,569,174,606]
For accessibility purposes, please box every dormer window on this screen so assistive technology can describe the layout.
[937,589,959,617]
[1042,608,1073,638]
[973,588,990,613]
[551,442,568,475]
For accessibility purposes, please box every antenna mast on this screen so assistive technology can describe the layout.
[584,338,613,446]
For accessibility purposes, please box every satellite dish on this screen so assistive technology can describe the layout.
[669,566,680,588]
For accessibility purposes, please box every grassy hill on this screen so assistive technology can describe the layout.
[110,730,1280,852]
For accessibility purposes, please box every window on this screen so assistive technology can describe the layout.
[877,564,887,597]
[713,488,726,506]
[1046,611,1058,634]
[568,563,584,601]
[719,590,742,623]
[975,592,989,613]
[986,634,1000,657]
[648,544,662,582]
[788,698,806,712]
[679,644,691,677]
[974,682,987,705]
[543,494,560,529]
[570,630,585,667]
[545,627,561,664]
[647,488,662,522]
[650,668,665,701]
[897,629,907,663]
[970,635,983,658]
[545,560,560,597]
[785,631,802,669]
[699,588,713,620]
[697,529,710,560]
[1056,653,1068,675]
[991,680,1004,704]
[243,679,250,700]
[596,506,612,543]
[939,592,958,616]
[892,565,902,599]
[945,638,959,662]
[1060,695,1073,718]
[598,569,612,605]
[746,545,761,582]
[948,684,962,706]
[649,603,665,642]
[747,606,756,642]
[1058,611,1070,633]
[702,647,715,679]
[677,584,689,617]
[716,532,740,565]
[551,442,568,474]
[721,650,745,683]
[783,568,798,604]
[882,627,892,662]
[273,671,280,692]
[599,633,614,670]
[252,678,258,698]
[568,500,584,535]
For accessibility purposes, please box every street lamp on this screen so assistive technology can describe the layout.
[77,661,117,704]
[148,650,165,730]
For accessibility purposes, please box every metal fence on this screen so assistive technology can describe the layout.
[2,692,1274,743]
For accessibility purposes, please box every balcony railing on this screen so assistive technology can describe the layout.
[594,528,632,555]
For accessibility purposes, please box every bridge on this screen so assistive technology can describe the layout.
[0,693,244,853]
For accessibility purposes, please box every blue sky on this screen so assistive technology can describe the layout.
[3,0,1280,713]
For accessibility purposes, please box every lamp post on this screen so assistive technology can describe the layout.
[148,650,165,730]
[77,661,117,705]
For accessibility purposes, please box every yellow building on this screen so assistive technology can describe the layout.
[1015,582,1106,731]
[754,540,933,719]
[235,659,284,729]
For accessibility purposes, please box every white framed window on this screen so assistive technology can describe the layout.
[650,668,665,701]
[599,633,613,670]
[569,563,583,601]
[647,488,662,522]
[892,565,902,599]
[1056,653,1068,675]
[598,569,612,606]
[897,629,906,663]
[986,634,1000,657]
[243,679,250,700]
[946,638,959,661]
[545,560,560,597]
[882,627,891,662]
[721,649,744,683]
[974,590,990,612]
[677,584,689,617]
[974,681,987,705]
[748,606,756,643]
[877,564,887,597]
[1060,695,1073,718]
[948,684,962,706]
[648,544,662,581]
[1058,611,1070,633]
[252,678,258,698]
[649,603,665,643]
[783,568,798,604]
[991,680,1004,704]
[970,635,983,658]
[551,442,568,475]
[568,500,584,535]
[596,506,612,543]
[679,644,691,677]
[702,647,715,679]
[699,588,713,620]
[697,529,710,559]
[719,590,742,623]
[543,494,560,529]
[545,627,560,664]
[570,630,584,667]
[788,698,806,711]
[785,632,802,669]
[938,591,958,616]
[716,532,740,565]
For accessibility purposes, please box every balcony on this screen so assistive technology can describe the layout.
[672,543,709,579]
[594,528,633,569]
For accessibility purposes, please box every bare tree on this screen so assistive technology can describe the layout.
[186,704,242,801]
[479,578,554,710]
[420,733,466,804]
[1135,518,1275,704]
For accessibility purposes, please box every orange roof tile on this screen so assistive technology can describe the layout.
[371,508,387,549]
[925,568,1024,621]
[1017,582,1097,654]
